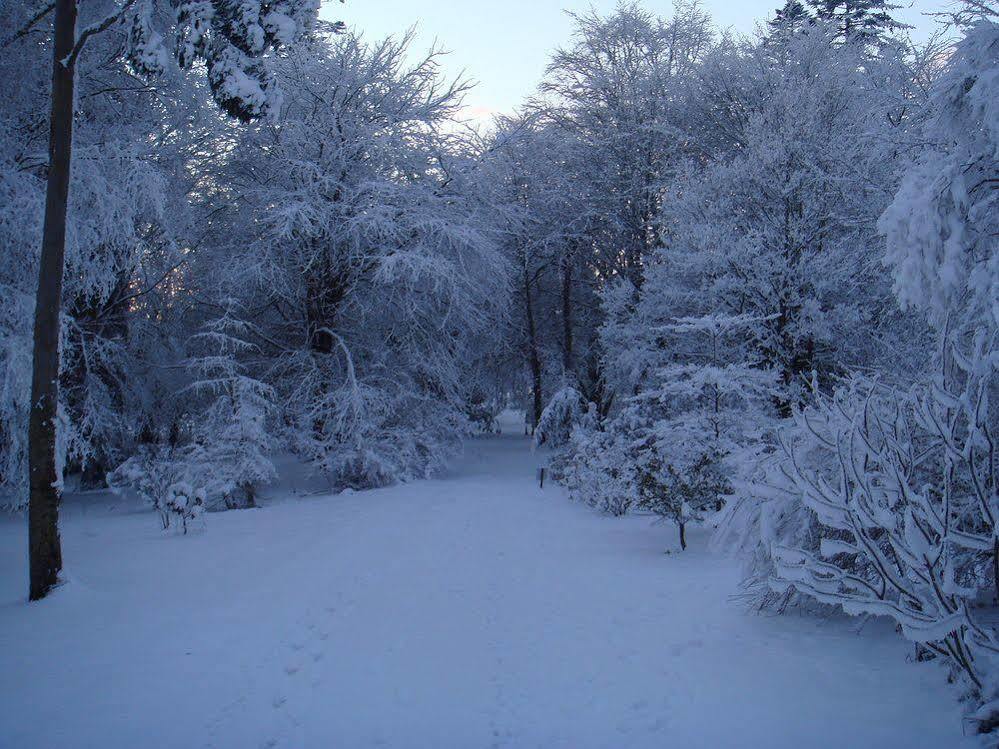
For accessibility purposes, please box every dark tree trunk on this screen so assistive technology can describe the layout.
[561,253,573,377]
[79,458,105,491]
[523,266,543,431]
[241,482,257,509]
[678,521,687,551]
[993,536,999,604]
[29,0,77,601]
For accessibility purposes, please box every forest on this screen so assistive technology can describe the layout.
[0,0,997,746]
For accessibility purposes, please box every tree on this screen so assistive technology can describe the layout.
[637,453,726,551]
[540,0,713,292]
[805,0,906,43]
[481,119,594,429]
[769,1,811,34]
[1,0,203,505]
[640,316,778,503]
[508,0,717,424]
[187,314,278,508]
[27,0,320,600]
[206,32,507,490]
[752,12,999,725]
[658,25,921,413]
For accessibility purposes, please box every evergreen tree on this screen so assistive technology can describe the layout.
[769,0,811,34]
[806,0,906,42]
[187,314,278,509]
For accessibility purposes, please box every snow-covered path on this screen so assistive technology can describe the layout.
[0,415,973,748]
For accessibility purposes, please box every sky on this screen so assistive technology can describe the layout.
[324,1,951,123]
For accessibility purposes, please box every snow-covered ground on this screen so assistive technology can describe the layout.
[0,412,973,748]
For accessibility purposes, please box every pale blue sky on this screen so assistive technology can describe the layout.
[324,1,950,122]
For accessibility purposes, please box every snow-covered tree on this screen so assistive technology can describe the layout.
[878,17,998,344]
[126,0,325,121]
[534,386,593,450]
[0,3,197,507]
[806,0,907,43]
[660,23,924,412]
[479,114,620,431]
[23,0,322,599]
[187,314,278,508]
[754,11,999,727]
[208,31,507,490]
[769,1,811,35]
[635,315,779,537]
[636,452,726,551]
[540,0,713,290]
[560,424,637,517]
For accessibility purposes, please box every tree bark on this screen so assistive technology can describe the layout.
[678,521,687,551]
[29,0,76,601]
[560,251,573,377]
[993,536,999,604]
[523,265,543,431]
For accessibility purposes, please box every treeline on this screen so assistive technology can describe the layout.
[0,4,511,518]
[1,0,997,729]
[492,0,999,730]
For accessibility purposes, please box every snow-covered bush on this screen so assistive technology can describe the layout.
[535,387,594,449]
[747,12,999,728]
[637,452,729,551]
[163,482,207,535]
[302,379,467,491]
[559,427,636,516]
[465,388,506,435]
[535,387,629,513]
[107,445,210,532]
[765,363,999,714]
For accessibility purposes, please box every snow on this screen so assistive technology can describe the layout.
[0,412,973,748]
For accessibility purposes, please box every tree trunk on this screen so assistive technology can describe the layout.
[79,457,105,491]
[28,0,77,601]
[678,521,687,551]
[523,266,543,431]
[241,482,257,509]
[993,536,999,604]
[561,253,573,377]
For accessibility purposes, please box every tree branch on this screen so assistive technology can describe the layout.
[64,0,137,70]
[1,2,55,49]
